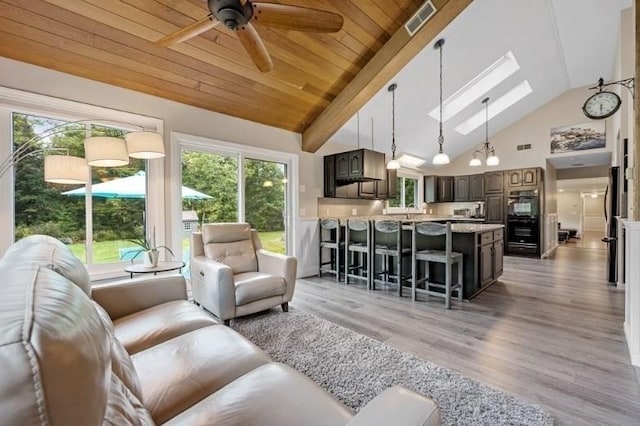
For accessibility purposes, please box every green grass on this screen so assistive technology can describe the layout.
[69,230,285,264]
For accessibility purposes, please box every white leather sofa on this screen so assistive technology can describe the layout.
[0,235,440,425]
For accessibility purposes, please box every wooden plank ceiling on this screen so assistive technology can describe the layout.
[0,0,469,150]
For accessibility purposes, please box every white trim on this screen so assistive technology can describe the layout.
[0,86,165,279]
[622,219,640,366]
[170,132,299,261]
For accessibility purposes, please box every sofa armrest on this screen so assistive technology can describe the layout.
[91,274,188,320]
[190,256,236,320]
[256,249,297,302]
[348,386,440,426]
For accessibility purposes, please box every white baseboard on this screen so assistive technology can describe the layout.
[298,266,319,279]
[541,243,558,259]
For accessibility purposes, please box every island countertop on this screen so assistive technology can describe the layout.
[323,216,503,233]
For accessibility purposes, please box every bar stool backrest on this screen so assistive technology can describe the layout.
[347,219,369,232]
[320,218,339,230]
[414,221,453,256]
[374,220,401,233]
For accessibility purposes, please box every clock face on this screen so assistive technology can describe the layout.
[582,91,621,120]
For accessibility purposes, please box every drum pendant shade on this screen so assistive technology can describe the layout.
[84,136,129,167]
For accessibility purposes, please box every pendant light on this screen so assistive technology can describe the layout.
[469,97,500,166]
[387,83,400,170]
[432,38,450,165]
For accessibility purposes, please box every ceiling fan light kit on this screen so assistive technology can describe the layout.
[469,97,499,167]
[432,38,450,165]
[157,0,344,73]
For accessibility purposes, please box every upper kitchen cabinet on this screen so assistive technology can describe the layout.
[334,149,385,181]
[324,155,336,197]
[469,174,484,201]
[438,176,455,202]
[484,171,504,193]
[506,167,540,188]
[454,176,470,202]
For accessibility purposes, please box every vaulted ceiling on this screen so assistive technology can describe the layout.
[0,0,469,147]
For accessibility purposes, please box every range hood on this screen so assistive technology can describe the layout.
[334,148,387,182]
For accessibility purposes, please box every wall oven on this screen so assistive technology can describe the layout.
[507,218,539,246]
[507,190,539,219]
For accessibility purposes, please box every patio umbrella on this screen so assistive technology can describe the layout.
[62,171,212,199]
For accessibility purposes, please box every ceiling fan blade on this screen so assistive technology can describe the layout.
[236,23,273,73]
[156,14,219,47]
[251,3,343,33]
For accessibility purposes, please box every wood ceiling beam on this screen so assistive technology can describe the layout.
[301,0,473,153]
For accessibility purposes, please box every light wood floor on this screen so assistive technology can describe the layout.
[292,246,640,425]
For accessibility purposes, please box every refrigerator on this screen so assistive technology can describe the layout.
[602,166,619,284]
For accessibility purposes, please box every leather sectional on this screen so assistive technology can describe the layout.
[0,235,440,425]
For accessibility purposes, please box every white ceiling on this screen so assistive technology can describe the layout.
[328,0,631,164]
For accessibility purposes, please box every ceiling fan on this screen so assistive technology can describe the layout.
[157,0,344,73]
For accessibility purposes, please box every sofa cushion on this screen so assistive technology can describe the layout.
[132,325,271,424]
[202,223,257,274]
[0,234,91,296]
[113,300,217,355]
[104,373,154,426]
[234,272,286,305]
[163,362,353,426]
[0,264,110,426]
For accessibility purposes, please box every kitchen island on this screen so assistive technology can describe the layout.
[323,217,504,300]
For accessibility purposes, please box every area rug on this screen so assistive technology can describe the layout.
[231,308,553,426]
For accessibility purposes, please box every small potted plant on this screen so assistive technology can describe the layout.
[124,227,174,268]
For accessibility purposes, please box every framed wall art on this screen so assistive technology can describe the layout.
[550,122,605,154]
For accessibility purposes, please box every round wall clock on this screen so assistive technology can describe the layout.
[582,90,621,120]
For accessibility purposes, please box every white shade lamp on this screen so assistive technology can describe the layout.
[125,131,165,159]
[44,155,89,184]
[84,136,130,167]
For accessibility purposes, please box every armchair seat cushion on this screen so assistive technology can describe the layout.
[235,272,286,305]
[114,300,217,355]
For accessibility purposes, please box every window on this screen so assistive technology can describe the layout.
[386,171,423,211]
[0,87,164,279]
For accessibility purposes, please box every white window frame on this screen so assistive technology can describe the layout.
[0,87,164,280]
[386,169,424,214]
[170,132,298,258]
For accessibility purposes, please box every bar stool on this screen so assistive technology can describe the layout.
[412,221,463,309]
[372,219,412,296]
[318,218,343,282]
[345,218,371,287]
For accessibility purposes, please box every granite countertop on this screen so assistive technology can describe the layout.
[324,216,502,233]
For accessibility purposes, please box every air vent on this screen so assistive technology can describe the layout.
[405,1,437,36]
[516,144,532,151]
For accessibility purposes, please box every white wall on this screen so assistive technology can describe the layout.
[557,192,583,234]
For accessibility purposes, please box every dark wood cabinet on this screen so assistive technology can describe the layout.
[424,176,436,203]
[507,168,539,188]
[348,150,363,177]
[469,174,484,201]
[335,153,349,180]
[507,169,522,187]
[323,155,336,197]
[485,194,504,223]
[478,231,503,287]
[437,176,454,202]
[522,168,538,186]
[335,182,358,198]
[479,243,494,286]
[358,181,376,199]
[379,169,397,199]
[484,171,504,193]
[454,176,470,202]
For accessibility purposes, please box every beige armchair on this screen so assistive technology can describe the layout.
[190,223,297,325]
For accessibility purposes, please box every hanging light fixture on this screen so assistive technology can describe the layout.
[432,38,450,165]
[469,97,500,167]
[386,83,400,170]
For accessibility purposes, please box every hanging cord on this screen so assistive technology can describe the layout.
[390,84,397,159]
[371,117,374,150]
[484,97,489,149]
[356,111,360,149]
[438,39,444,153]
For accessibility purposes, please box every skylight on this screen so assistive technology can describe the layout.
[454,80,533,135]
[397,153,426,168]
[428,51,520,123]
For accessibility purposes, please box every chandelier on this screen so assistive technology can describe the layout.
[432,38,450,165]
[469,97,499,167]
